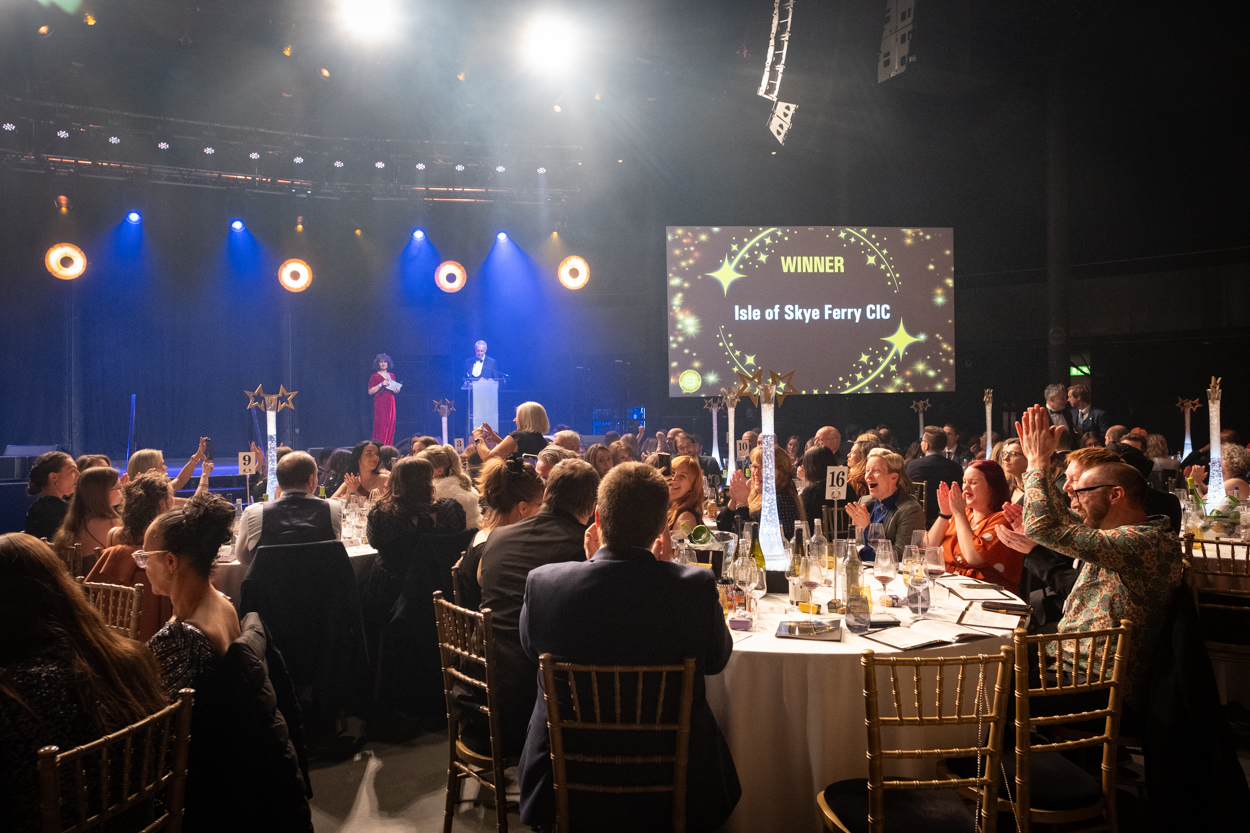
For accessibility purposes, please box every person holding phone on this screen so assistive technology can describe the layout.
[472,401,550,461]
[368,353,399,447]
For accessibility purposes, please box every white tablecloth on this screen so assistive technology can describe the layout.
[211,544,378,607]
[707,582,1022,833]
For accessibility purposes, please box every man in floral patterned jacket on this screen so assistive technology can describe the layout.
[1018,405,1184,709]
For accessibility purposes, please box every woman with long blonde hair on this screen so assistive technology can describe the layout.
[721,444,806,537]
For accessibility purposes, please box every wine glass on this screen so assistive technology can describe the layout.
[784,554,801,613]
[906,564,931,620]
[910,529,927,548]
[873,542,896,606]
[924,546,947,606]
[800,555,825,623]
[866,522,886,553]
[748,562,768,627]
[733,558,752,616]
[902,544,921,575]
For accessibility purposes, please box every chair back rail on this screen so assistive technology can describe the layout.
[77,579,144,640]
[37,689,193,833]
[433,591,511,832]
[1183,534,1250,660]
[539,654,696,833]
[862,648,1013,833]
[1012,621,1132,833]
[450,557,464,607]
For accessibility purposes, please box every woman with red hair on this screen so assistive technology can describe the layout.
[666,455,705,532]
[922,459,1021,591]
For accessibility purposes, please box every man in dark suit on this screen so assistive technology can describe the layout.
[942,423,973,468]
[475,459,599,757]
[815,425,848,466]
[518,462,740,833]
[1044,383,1076,433]
[675,431,722,481]
[1067,382,1110,437]
[463,339,500,380]
[906,425,966,527]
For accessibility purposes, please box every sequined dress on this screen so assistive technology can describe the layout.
[148,620,220,701]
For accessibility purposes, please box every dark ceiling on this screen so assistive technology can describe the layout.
[2,0,1247,280]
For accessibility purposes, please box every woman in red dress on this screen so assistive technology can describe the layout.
[369,353,398,446]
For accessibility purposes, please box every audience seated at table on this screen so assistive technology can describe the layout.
[86,472,177,640]
[416,443,482,528]
[472,400,551,461]
[906,425,966,527]
[583,442,614,476]
[233,451,342,566]
[75,453,112,473]
[923,459,1021,591]
[331,441,390,500]
[518,462,740,833]
[991,437,1028,503]
[666,454,704,533]
[847,448,925,558]
[144,494,313,832]
[319,447,352,496]
[0,533,170,833]
[127,439,212,501]
[1107,441,1183,532]
[474,459,599,758]
[609,438,636,465]
[23,451,78,541]
[535,443,577,480]
[459,456,545,611]
[718,444,805,538]
[798,444,839,528]
[844,432,882,499]
[1017,405,1183,710]
[50,464,120,572]
[1185,441,1250,502]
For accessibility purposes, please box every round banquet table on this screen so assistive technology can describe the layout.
[706,579,1024,833]
[210,543,378,607]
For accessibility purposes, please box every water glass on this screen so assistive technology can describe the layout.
[748,563,769,628]
[906,565,931,620]
[873,543,897,605]
[845,585,871,634]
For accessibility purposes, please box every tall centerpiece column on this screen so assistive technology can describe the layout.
[434,399,455,445]
[721,385,743,475]
[737,368,795,569]
[246,384,297,498]
[984,389,994,460]
[1206,378,1226,504]
[911,398,930,441]
[704,396,724,468]
[1177,397,1201,462]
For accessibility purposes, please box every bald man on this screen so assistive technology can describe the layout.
[814,426,846,465]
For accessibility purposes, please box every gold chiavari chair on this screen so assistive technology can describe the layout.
[77,578,144,640]
[1184,533,1250,665]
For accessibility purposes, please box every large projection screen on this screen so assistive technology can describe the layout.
[667,226,954,397]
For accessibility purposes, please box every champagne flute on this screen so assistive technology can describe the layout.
[873,542,896,606]
[800,555,825,623]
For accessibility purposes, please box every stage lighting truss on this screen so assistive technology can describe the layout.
[758,0,798,146]
[46,243,86,280]
[435,260,467,293]
[558,255,589,290]
[279,258,313,292]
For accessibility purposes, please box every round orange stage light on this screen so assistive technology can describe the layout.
[558,255,589,290]
[45,243,86,280]
[436,261,467,293]
[279,259,313,292]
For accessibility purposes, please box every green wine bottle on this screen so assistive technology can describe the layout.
[750,522,766,570]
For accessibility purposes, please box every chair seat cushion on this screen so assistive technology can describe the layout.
[945,750,1101,811]
[822,779,974,833]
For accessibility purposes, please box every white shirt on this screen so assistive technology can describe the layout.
[231,490,343,566]
[471,360,484,378]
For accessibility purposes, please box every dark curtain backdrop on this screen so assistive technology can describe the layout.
[0,171,662,460]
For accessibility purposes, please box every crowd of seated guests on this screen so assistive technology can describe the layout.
[7,383,1249,829]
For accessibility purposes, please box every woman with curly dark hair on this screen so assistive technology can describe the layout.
[368,353,399,446]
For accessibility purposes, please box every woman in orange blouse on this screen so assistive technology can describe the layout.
[922,459,1021,591]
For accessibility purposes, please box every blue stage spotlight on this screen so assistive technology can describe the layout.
[413,229,425,241]
[497,231,508,242]
[231,219,245,232]
[126,211,141,224]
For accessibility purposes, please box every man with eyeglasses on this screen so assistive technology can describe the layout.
[1015,405,1183,710]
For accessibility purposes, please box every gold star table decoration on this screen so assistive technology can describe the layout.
[433,399,455,444]
[1206,378,1227,502]
[768,369,795,406]
[911,398,931,440]
[703,397,725,468]
[245,384,266,410]
[735,369,764,407]
[983,389,993,461]
[1176,396,1202,459]
[277,385,298,412]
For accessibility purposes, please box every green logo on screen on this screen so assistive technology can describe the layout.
[678,370,702,393]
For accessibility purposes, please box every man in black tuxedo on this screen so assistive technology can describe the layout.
[906,425,966,527]
[1044,383,1076,433]
[463,339,500,380]
[518,463,740,833]
[1068,383,1110,437]
[474,459,600,757]
[675,431,722,480]
[942,423,973,467]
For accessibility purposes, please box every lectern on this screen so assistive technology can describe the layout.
[467,379,499,435]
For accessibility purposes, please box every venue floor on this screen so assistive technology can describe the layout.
[305,727,1250,833]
